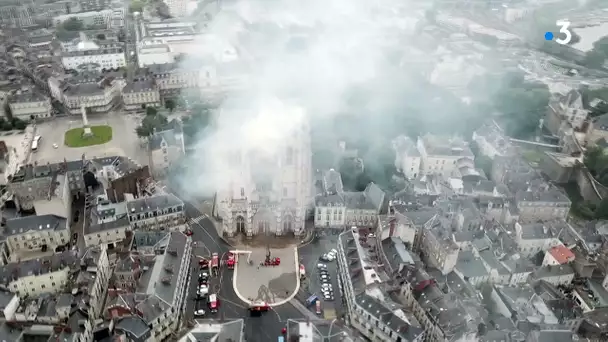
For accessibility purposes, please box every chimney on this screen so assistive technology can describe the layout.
[389,219,396,237]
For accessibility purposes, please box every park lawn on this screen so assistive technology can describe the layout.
[64,125,113,147]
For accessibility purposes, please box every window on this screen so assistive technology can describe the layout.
[286,147,293,165]
[240,187,245,197]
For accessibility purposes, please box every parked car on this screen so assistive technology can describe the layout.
[194,309,205,317]
[317,263,327,269]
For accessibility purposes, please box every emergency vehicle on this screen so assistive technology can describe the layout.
[211,253,219,275]
[208,294,219,313]
[227,253,235,270]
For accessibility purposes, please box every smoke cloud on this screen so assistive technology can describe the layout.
[175,0,465,197]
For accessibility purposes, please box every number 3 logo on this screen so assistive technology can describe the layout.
[555,20,572,45]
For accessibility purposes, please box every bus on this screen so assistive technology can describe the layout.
[31,140,38,152]
[208,294,218,313]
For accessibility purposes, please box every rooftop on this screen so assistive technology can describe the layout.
[126,193,184,215]
[0,250,79,284]
[5,214,68,237]
[548,245,575,264]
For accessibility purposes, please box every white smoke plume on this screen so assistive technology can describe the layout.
[176,0,430,197]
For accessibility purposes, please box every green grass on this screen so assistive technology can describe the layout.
[64,125,113,147]
[522,150,543,164]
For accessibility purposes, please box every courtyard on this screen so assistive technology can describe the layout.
[30,112,149,166]
[233,246,300,306]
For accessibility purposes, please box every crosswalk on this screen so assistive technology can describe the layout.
[190,214,208,224]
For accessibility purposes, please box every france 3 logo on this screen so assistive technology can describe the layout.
[544,20,572,45]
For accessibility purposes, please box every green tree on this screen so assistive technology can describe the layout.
[164,99,176,112]
[61,17,83,31]
[96,33,106,40]
[471,71,550,139]
[129,0,144,13]
[146,106,157,116]
[12,119,26,130]
[583,49,606,69]
[135,113,168,138]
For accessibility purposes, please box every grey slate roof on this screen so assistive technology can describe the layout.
[0,250,79,283]
[127,193,184,215]
[355,293,424,340]
[147,124,182,151]
[381,236,415,272]
[136,232,188,312]
[123,79,157,93]
[5,214,68,237]
[115,316,150,338]
[455,250,489,279]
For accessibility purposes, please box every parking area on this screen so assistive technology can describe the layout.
[297,228,344,319]
[30,112,148,166]
[233,247,299,305]
[0,127,34,181]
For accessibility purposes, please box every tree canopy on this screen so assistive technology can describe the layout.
[469,71,550,139]
[135,112,168,138]
[60,17,83,31]
[129,0,144,13]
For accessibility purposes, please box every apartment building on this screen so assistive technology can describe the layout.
[62,75,125,114]
[163,0,188,17]
[472,120,514,159]
[8,164,72,216]
[545,90,590,135]
[110,232,192,341]
[4,214,71,262]
[336,228,425,342]
[122,79,161,110]
[515,186,571,223]
[53,10,113,28]
[61,39,126,72]
[147,121,185,178]
[80,246,111,320]
[8,91,52,120]
[314,170,385,229]
[147,63,200,99]
[84,199,129,248]
[416,134,475,178]
[420,216,460,275]
[0,250,79,296]
[126,193,186,231]
[392,136,421,179]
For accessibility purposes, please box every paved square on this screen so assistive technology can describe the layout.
[30,112,149,166]
[233,247,299,305]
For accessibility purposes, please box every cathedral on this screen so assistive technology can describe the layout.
[214,105,313,237]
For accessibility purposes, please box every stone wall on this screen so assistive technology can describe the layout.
[574,165,608,204]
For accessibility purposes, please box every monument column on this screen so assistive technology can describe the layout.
[81,105,92,136]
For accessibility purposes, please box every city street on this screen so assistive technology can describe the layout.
[297,228,344,320]
[181,201,307,340]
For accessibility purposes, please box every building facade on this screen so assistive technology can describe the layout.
[122,79,161,110]
[8,91,52,120]
[215,103,312,237]
[61,39,126,72]
[127,193,187,231]
[147,122,185,178]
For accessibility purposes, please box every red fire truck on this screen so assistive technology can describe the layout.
[211,253,219,275]
[249,301,270,313]
[227,253,235,270]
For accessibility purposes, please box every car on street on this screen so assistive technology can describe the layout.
[321,284,332,290]
[197,285,209,296]
[185,229,193,236]
[52,143,58,149]
[323,294,334,301]
[319,270,330,275]
[193,309,205,317]
[199,272,209,282]
[320,254,335,262]
[329,249,337,255]
[319,275,331,282]
[317,263,327,269]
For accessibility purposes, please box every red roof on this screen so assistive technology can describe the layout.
[549,245,575,264]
